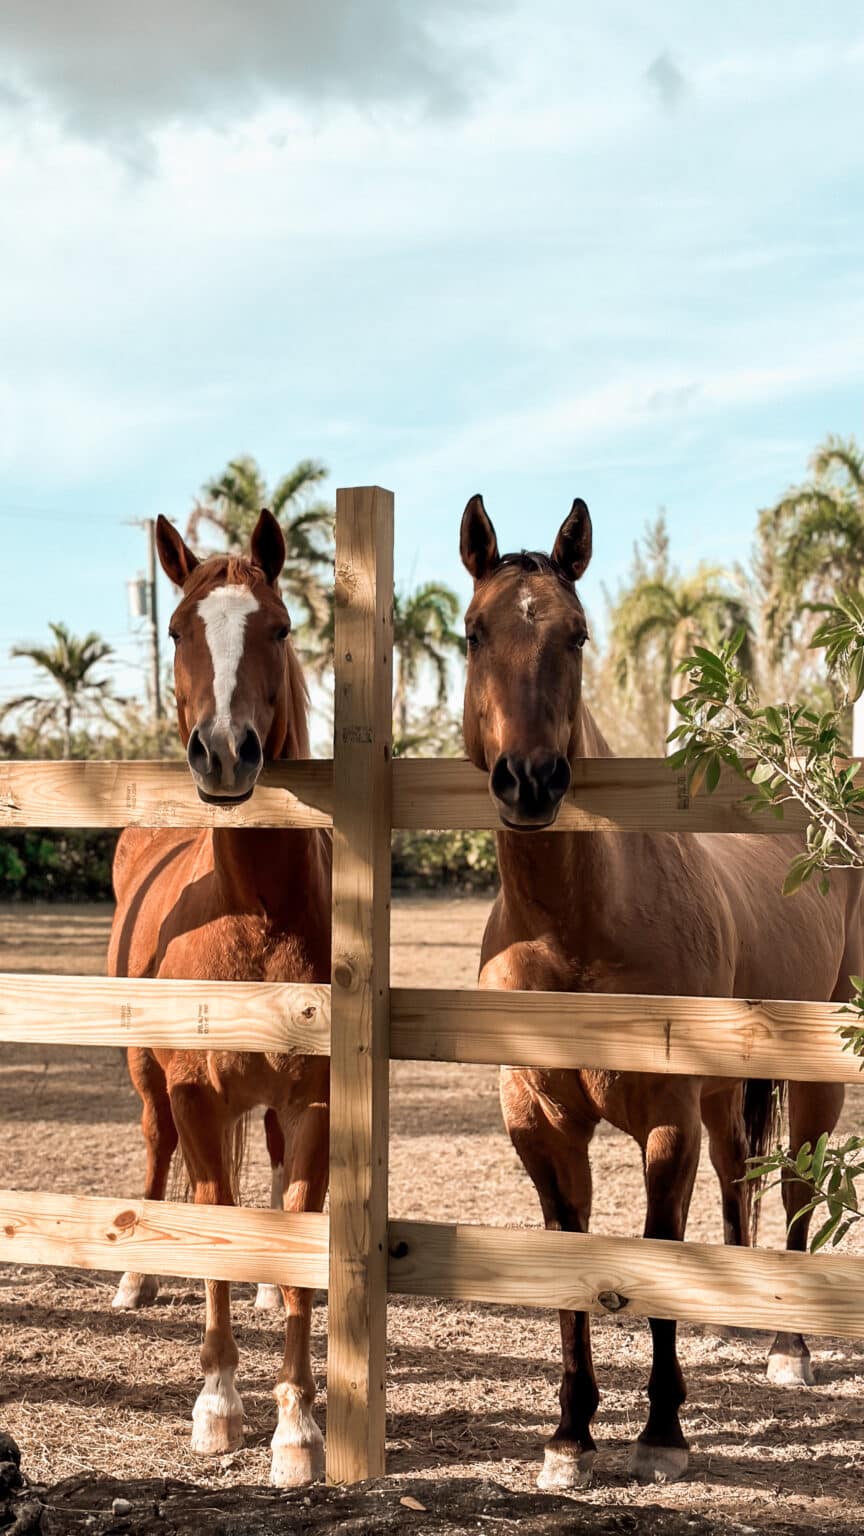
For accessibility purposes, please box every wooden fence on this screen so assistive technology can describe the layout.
[1,484,863,1485]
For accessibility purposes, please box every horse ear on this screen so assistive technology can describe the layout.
[552,498,593,582]
[156,516,200,588]
[460,494,500,583]
[250,508,286,586]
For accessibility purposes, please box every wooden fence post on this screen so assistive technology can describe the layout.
[327,486,394,1483]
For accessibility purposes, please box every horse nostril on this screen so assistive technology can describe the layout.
[544,755,571,804]
[187,728,210,777]
[490,753,520,807]
[238,728,263,772]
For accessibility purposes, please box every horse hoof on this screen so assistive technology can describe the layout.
[766,1352,815,1386]
[270,1440,324,1487]
[254,1284,283,1312]
[537,1444,596,1490]
[190,1413,244,1456]
[628,1442,689,1483]
[111,1273,159,1310]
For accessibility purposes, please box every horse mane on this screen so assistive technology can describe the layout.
[493,551,577,594]
[185,555,311,761]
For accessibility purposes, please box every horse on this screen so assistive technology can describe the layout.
[107,510,332,1487]
[459,493,862,1488]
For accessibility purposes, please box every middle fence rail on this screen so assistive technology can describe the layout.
[1,484,863,1486]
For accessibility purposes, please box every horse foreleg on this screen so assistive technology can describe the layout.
[767,1080,844,1387]
[502,1072,598,1491]
[701,1083,750,1249]
[113,1048,178,1310]
[255,1108,287,1312]
[631,1110,701,1483]
[270,1098,329,1488]
[170,1083,245,1455]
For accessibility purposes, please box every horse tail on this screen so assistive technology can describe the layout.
[228,1113,251,1207]
[743,1079,787,1244]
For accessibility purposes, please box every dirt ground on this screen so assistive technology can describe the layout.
[0,898,862,1533]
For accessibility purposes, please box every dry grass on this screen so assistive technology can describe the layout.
[0,897,862,1530]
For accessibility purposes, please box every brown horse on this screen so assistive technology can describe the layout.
[108,511,331,1487]
[459,494,861,1488]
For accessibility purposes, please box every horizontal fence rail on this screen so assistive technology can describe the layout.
[0,1191,861,1341]
[388,1220,864,1339]
[0,974,330,1053]
[1,974,859,1082]
[0,756,829,834]
[0,1189,329,1289]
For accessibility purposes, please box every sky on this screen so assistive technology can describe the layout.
[1,1,863,721]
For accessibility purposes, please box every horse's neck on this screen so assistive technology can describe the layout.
[211,824,329,929]
[496,702,619,920]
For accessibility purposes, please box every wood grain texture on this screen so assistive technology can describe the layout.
[0,758,332,829]
[388,1219,864,1338]
[327,486,394,1484]
[392,756,815,832]
[1,755,830,834]
[0,1188,329,1288]
[0,973,330,1053]
[390,987,859,1081]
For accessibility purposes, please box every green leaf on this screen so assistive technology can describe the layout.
[811,1212,842,1251]
[810,1133,829,1185]
[706,754,721,794]
[752,760,776,784]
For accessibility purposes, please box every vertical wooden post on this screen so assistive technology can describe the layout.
[327,486,394,1483]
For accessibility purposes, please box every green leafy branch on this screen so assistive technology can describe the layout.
[668,596,864,1249]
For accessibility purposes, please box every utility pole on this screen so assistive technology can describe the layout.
[126,518,163,722]
[144,518,162,721]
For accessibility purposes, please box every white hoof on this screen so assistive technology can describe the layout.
[255,1284,284,1312]
[628,1441,689,1483]
[270,1439,324,1487]
[112,1272,159,1310]
[191,1370,245,1455]
[767,1352,815,1387]
[270,1384,324,1488]
[537,1444,596,1490]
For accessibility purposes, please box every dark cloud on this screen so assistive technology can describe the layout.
[645,51,688,112]
[1,1,492,154]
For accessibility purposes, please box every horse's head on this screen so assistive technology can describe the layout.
[460,494,593,830]
[156,510,308,804]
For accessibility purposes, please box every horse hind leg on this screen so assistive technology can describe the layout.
[255,1108,287,1313]
[113,1048,178,1310]
[767,1079,844,1387]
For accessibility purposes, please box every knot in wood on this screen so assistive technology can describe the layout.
[334,564,358,608]
[388,1239,410,1260]
[334,960,355,991]
[597,1289,628,1313]
[300,1005,317,1021]
[113,1208,138,1232]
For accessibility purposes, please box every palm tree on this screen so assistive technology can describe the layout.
[759,434,864,752]
[2,624,120,756]
[610,515,753,752]
[186,455,334,668]
[392,582,462,745]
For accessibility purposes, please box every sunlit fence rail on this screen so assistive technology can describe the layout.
[1,485,862,1486]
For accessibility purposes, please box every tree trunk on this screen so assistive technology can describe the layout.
[62,702,73,759]
[853,696,864,759]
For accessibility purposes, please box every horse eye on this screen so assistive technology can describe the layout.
[276,624,291,642]
[465,632,479,652]
[572,631,588,650]
[168,628,180,645]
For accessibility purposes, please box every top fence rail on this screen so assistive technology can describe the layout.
[0,756,820,834]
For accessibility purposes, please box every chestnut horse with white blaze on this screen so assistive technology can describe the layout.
[108,511,331,1487]
[459,495,862,1488]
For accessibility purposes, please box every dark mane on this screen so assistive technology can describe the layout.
[493,551,576,592]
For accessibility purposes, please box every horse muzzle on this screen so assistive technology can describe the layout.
[187,722,264,804]
[489,750,571,830]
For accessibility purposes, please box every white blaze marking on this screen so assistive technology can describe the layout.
[518,585,535,622]
[197,585,259,726]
